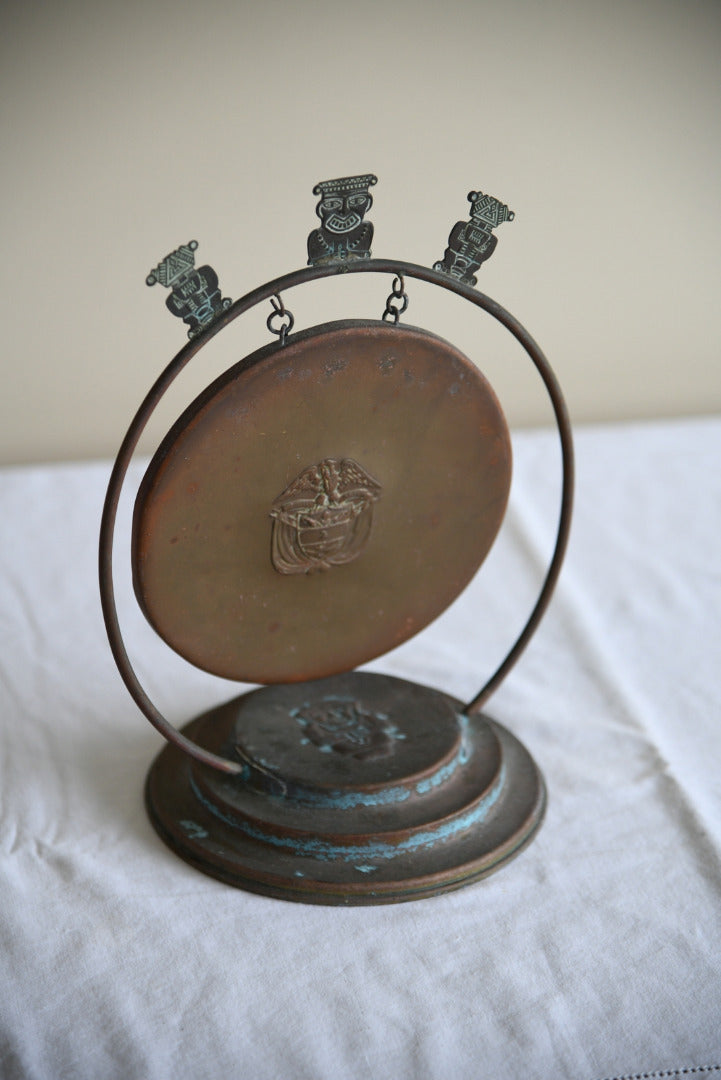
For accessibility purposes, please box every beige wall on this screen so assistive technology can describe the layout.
[1,0,720,465]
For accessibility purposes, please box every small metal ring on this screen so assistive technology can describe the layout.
[267,310,295,337]
[266,294,295,340]
[382,276,409,323]
[382,305,400,325]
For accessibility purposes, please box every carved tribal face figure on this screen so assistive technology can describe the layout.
[317,191,372,234]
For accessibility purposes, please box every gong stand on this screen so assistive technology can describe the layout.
[100,175,573,905]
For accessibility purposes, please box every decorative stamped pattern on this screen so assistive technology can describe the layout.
[434,190,514,287]
[307,174,377,264]
[291,699,402,760]
[146,240,231,338]
[270,458,381,574]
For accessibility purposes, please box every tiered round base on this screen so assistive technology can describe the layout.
[145,673,545,905]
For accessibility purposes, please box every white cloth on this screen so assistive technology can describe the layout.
[1,418,720,1080]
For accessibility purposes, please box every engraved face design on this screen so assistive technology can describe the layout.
[317,192,371,234]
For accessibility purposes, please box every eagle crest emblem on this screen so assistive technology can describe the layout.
[270,457,381,574]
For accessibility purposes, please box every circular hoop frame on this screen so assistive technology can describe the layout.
[99,260,574,775]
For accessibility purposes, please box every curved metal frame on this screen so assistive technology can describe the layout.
[99,259,574,774]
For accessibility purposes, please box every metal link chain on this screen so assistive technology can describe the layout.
[267,293,295,345]
[382,275,409,324]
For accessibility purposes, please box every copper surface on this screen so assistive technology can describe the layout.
[145,672,546,905]
[133,320,511,683]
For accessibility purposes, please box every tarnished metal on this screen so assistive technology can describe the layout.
[307,174,377,265]
[266,293,294,345]
[132,320,512,683]
[381,274,409,324]
[101,176,575,903]
[146,240,231,337]
[144,672,546,904]
[99,257,574,776]
[434,191,515,286]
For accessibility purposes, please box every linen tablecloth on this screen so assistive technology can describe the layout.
[1,418,719,1079]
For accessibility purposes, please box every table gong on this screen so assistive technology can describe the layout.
[100,174,573,905]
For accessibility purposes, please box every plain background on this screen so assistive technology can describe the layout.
[1,0,720,465]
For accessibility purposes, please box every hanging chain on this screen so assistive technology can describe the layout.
[267,293,295,345]
[382,275,409,325]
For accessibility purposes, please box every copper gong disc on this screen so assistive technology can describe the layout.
[133,320,511,682]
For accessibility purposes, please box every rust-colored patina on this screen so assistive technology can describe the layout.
[145,672,546,905]
[101,241,575,904]
[133,321,511,683]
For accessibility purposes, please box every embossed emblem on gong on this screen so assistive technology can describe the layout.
[291,699,400,760]
[270,458,381,575]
